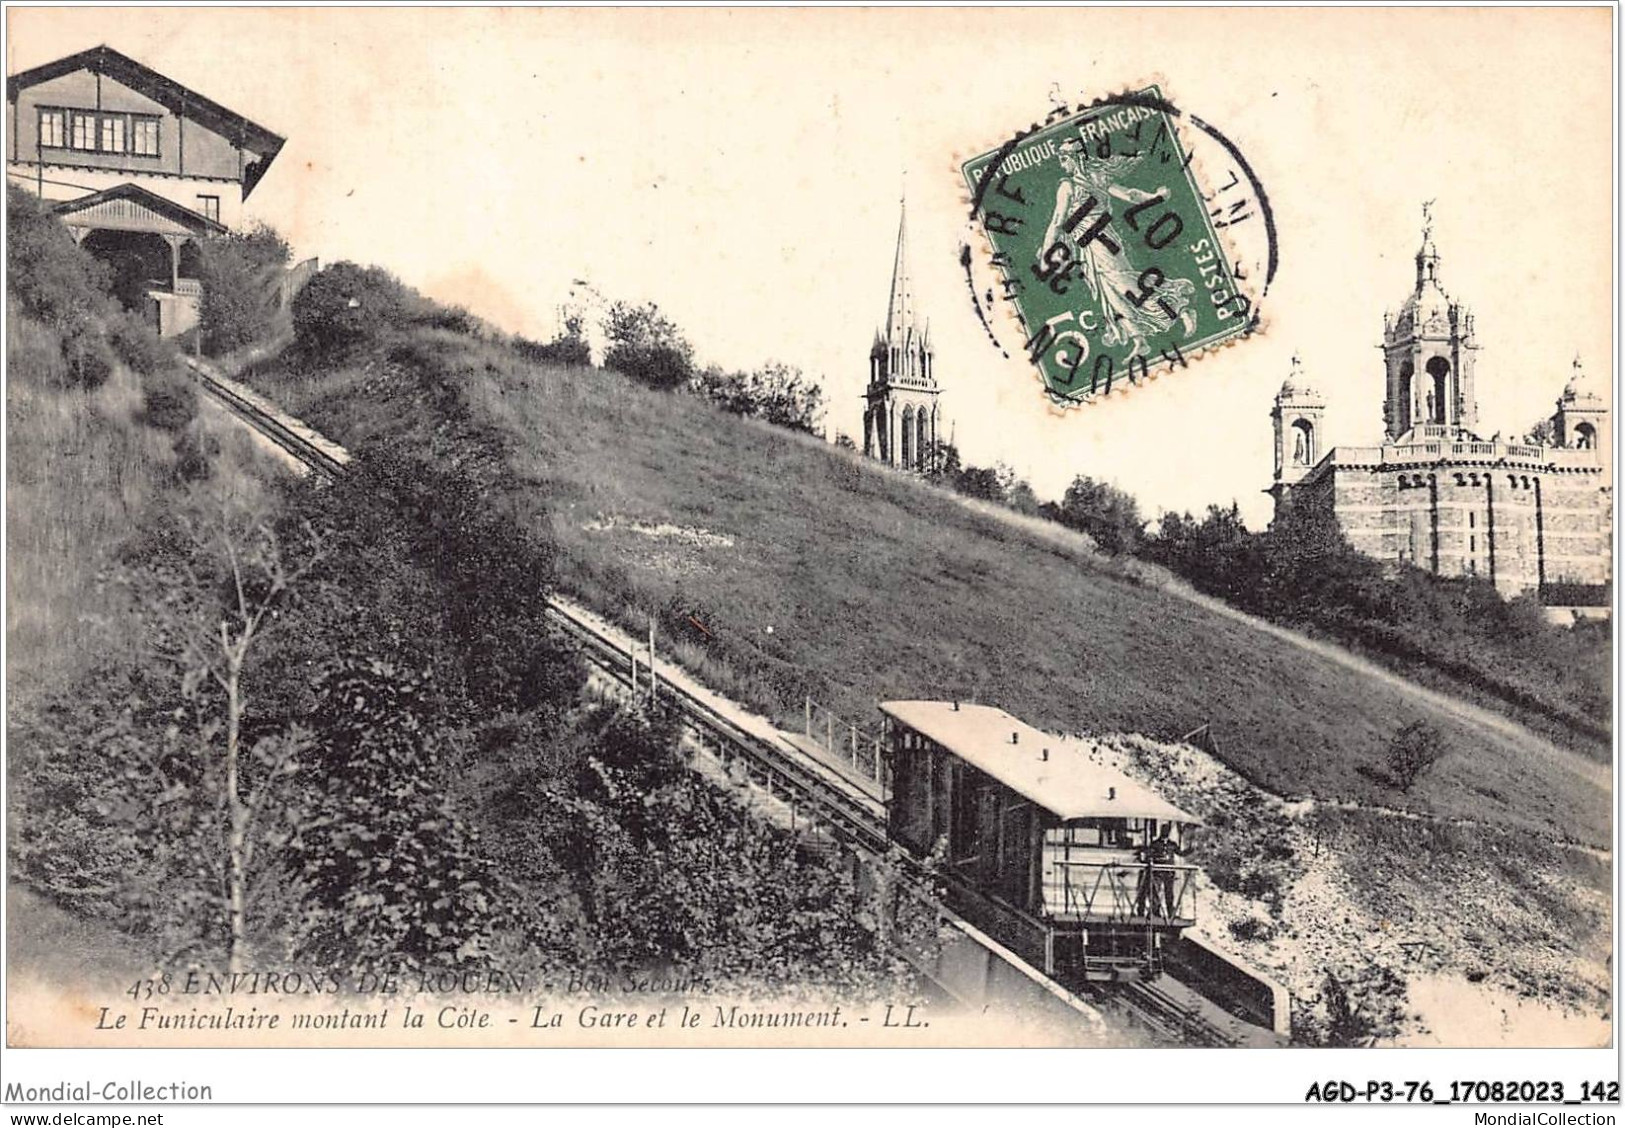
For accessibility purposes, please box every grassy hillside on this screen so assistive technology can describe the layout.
[5,311,272,704]
[249,328,1610,850]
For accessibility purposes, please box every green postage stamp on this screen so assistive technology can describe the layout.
[962,87,1264,403]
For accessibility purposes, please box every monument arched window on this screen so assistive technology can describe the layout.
[1425,356,1451,424]
[1291,419,1315,466]
[1575,422,1597,450]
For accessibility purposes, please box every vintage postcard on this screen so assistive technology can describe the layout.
[2,4,1616,1112]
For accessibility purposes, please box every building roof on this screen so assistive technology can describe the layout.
[1562,357,1603,404]
[880,700,1200,824]
[52,182,228,236]
[1276,354,1322,402]
[7,45,285,197]
[1393,223,1461,337]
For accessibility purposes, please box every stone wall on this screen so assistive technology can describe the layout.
[1322,463,1610,593]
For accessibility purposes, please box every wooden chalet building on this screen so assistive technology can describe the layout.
[7,45,285,336]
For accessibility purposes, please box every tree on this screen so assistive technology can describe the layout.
[127,491,326,971]
[1056,474,1145,555]
[954,464,1005,501]
[292,262,408,354]
[1385,720,1446,791]
[691,361,826,434]
[602,300,694,390]
[999,465,1042,515]
[743,362,825,434]
[924,439,962,483]
[1524,416,1559,447]
[198,224,292,356]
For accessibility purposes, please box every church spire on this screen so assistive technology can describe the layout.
[885,196,915,348]
[863,192,942,468]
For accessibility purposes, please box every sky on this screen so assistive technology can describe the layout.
[7,7,1613,527]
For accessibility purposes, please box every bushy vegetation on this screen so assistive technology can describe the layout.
[107,311,176,376]
[692,362,826,435]
[1141,500,1611,744]
[602,300,695,391]
[197,224,292,356]
[1049,475,1145,556]
[12,233,925,996]
[7,185,114,332]
[1298,965,1407,1047]
[6,196,312,976]
[513,313,592,367]
[1385,720,1447,792]
[291,261,412,355]
[137,368,199,433]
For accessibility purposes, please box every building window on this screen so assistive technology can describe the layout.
[197,195,220,222]
[37,106,160,156]
[100,115,125,154]
[69,110,96,151]
[38,108,64,148]
[131,116,160,156]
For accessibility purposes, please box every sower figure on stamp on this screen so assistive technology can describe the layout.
[1038,137,1199,363]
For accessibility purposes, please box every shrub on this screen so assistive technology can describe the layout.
[291,262,408,354]
[107,311,175,376]
[59,325,116,391]
[603,301,694,391]
[1299,965,1407,1047]
[513,332,592,367]
[197,224,292,356]
[289,659,519,973]
[1386,720,1446,791]
[171,428,219,483]
[1228,916,1278,942]
[139,369,199,433]
[6,185,114,331]
[409,303,479,334]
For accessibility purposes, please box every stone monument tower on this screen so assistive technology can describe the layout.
[1380,206,1480,440]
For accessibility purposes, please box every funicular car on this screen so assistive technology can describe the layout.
[880,700,1201,982]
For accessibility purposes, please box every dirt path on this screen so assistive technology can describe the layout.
[942,487,1612,795]
[1297,797,1612,861]
[1173,585,1612,792]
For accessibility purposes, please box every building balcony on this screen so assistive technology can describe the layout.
[1319,438,1601,473]
[146,276,201,298]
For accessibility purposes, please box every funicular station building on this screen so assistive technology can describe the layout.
[881,701,1201,982]
[7,46,285,336]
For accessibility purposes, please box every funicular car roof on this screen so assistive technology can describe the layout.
[880,700,1200,825]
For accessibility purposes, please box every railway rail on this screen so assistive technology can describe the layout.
[184,352,1250,1047]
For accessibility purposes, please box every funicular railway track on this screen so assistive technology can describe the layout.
[187,356,1245,1047]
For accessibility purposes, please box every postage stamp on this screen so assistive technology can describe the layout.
[961,86,1272,404]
